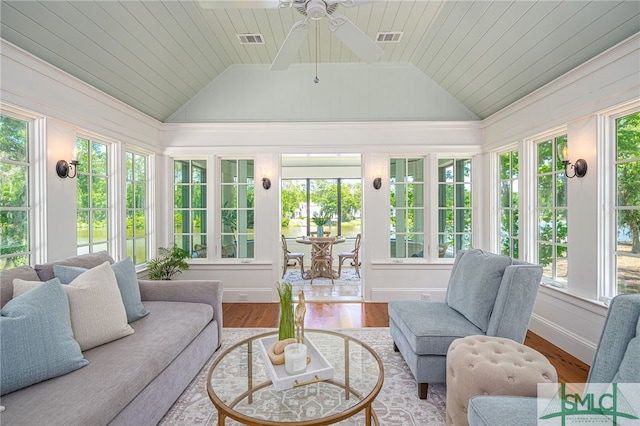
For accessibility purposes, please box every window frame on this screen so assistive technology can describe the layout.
[496,147,520,259]
[76,134,112,256]
[534,130,569,287]
[124,148,152,266]
[600,103,640,301]
[389,157,426,259]
[173,157,209,260]
[219,157,255,260]
[436,155,473,258]
[281,177,362,238]
[0,112,33,268]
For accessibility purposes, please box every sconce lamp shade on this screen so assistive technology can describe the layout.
[558,144,587,178]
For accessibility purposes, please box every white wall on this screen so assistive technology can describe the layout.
[167,63,478,123]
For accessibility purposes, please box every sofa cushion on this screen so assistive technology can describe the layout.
[0,300,214,425]
[1,279,88,395]
[613,317,640,383]
[54,257,149,323]
[388,300,483,355]
[14,262,134,351]
[447,249,513,332]
[34,251,114,281]
[0,265,39,308]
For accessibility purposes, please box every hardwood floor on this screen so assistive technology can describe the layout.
[223,302,590,384]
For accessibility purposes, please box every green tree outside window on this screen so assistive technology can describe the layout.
[0,115,30,269]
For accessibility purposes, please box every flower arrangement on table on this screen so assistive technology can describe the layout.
[311,215,330,227]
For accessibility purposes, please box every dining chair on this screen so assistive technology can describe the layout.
[193,244,207,258]
[338,233,361,278]
[309,237,335,285]
[281,235,305,278]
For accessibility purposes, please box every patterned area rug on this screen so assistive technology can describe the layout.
[283,268,362,286]
[159,328,446,425]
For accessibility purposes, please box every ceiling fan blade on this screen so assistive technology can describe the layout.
[325,0,381,7]
[271,19,310,70]
[199,0,280,9]
[328,15,383,62]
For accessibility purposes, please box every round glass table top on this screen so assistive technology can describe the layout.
[207,329,384,425]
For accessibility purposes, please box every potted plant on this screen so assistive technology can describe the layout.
[311,213,330,237]
[147,244,190,280]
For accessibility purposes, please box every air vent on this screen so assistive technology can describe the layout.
[376,32,403,43]
[236,34,265,45]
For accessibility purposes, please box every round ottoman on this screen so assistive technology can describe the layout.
[445,335,558,426]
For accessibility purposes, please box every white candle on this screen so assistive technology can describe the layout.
[284,343,308,375]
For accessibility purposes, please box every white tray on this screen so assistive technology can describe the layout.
[256,335,334,391]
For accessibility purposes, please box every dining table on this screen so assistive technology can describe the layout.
[295,236,346,280]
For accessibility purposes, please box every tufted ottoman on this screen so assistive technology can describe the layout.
[445,335,557,426]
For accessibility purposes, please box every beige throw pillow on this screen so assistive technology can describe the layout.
[13,261,134,351]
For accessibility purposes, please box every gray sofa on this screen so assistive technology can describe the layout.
[389,249,543,399]
[468,293,640,426]
[0,252,223,425]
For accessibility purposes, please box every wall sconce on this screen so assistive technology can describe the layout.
[262,177,271,190]
[373,169,382,190]
[558,145,587,178]
[56,148,79,179]
[261,168,271,190]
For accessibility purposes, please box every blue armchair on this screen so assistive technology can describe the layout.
[389,249,543,399]
[467,293,640,425]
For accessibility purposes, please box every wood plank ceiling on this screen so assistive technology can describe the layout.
[1,0,638,122]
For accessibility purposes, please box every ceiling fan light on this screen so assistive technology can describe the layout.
[307,0,327,19]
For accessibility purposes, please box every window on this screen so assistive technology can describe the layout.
[614,111,640,295]
[220,159,254,259]
[498,150,519,258]
[76,137,110,254]
[174,159,207,258]
[125,151,148,265]
[536,134,568,285]
[0,115,30,269]
[390,158,425,258]
[281,178,362,238]
[438,158,472,257]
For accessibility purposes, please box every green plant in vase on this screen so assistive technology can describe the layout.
[277,281,295,341]
[147,244,190,280]
[311,213,330,237]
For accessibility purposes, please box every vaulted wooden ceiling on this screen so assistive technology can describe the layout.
[1,0,638,122]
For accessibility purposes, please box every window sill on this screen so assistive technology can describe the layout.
[538,282,609,316]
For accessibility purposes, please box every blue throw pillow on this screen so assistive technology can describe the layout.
[1,279,88,395]
[54,257,149,323]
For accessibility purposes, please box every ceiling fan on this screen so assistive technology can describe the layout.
[200,0,384,70]
[271,0,384,70]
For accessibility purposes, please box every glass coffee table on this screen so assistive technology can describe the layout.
[207,329,384,425]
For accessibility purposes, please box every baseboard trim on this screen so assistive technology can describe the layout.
[529,313,597,365]
[370,288,448,302]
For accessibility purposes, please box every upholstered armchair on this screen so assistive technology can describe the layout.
[467,293,640,426]
[389,249,543,399]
